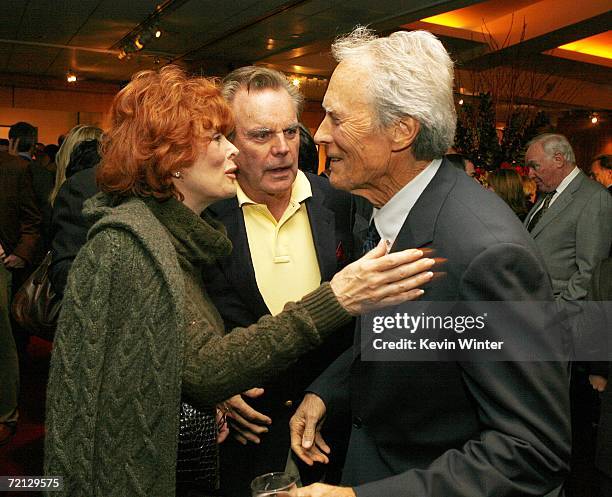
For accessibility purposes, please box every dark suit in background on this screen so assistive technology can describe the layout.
[310,162,571,496]
[589,259,612,496]
[0,151,40,431]
[29,158,55,258]
[207,173,354,494]
[0,151,41,266]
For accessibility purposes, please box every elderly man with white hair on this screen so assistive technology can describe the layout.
[524,133,612,301]
[289,28,571,497]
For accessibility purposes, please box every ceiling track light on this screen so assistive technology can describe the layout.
[117,17,162,60]
[66,70,77,83]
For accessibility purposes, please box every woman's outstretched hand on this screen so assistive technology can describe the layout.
[330,240,434,315]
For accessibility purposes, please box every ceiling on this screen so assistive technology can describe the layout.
[0,0,610,110]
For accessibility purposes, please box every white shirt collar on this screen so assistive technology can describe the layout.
[372,158,442,247]
[550,166,579,206]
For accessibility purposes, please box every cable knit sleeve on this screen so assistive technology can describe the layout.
[181,281,352,407]
[46,227,182,497]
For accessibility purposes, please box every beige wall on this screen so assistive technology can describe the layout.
[0,107,106,144]
[0,82,115,144]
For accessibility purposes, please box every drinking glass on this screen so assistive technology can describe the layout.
[250,472,297,497]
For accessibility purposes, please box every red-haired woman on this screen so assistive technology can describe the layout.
[44,66,433,497]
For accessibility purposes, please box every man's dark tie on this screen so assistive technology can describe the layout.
[527,191,556,232]
[362,220,381,254]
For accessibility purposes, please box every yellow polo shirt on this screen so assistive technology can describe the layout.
[237,170,321,315]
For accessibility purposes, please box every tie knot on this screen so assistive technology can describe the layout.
[542,190,556,206]
[362,220,381,254]
[527,190,556,232]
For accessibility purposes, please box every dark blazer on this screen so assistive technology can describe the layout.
[524,171,612,301]
[29,158,55,256]
[310,161,571,497]
[49,167,98,296]
[589,259,612,479]
[206,172,355,493]
[0,151,41,265]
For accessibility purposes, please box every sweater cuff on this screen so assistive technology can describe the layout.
[301,282,352,338]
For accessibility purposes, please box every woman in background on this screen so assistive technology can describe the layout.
[522,176,537,211]
[487,168,529,221]
[44,66,434,497]
[48,137,103,295]
[49,124,102,206]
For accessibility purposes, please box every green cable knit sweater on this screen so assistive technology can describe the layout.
[44,194,351,497]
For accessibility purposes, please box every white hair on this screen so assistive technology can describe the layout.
[331,27,456,160]
[527,133,576,165]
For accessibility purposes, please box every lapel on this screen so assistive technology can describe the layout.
[352,160,456,361]
[207,198,269,316]
[530,172,584,238]
[391,158,456,252]
[305,177,337,282]
[524,195,546,229]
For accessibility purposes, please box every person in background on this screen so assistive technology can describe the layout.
[29,147,56,256]
[522,175,537,209]
[298,124,320,175]
[587,154,612,496]
[487,168,529,221]
[586,258,612,497]
[524,134,612,496]
[48,138,103,295]
[8,122,37,163]
[43,144,59,175]
[590,154,612,194]
[524,134,612,302]
[445,151,476,178]
[49,125,103,206]
[44,65,433,497]
[65,139,101,178]
[0,123,41,447]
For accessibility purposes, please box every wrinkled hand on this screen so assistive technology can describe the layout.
[3,254,26,269]
[589,375,608,392]
[219,388,271,445]
[292,483,355,497]
[290,393,329,466]
[330,241,434,315]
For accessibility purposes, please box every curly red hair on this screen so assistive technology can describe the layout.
[98,65,233,200]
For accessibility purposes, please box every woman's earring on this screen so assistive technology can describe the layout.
[173,171,181,178]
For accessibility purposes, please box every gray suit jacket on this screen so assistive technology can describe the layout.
[524,170,612,301]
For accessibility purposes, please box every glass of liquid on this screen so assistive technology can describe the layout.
[251,472,297,497]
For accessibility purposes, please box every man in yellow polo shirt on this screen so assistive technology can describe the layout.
[206,66,355,495]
